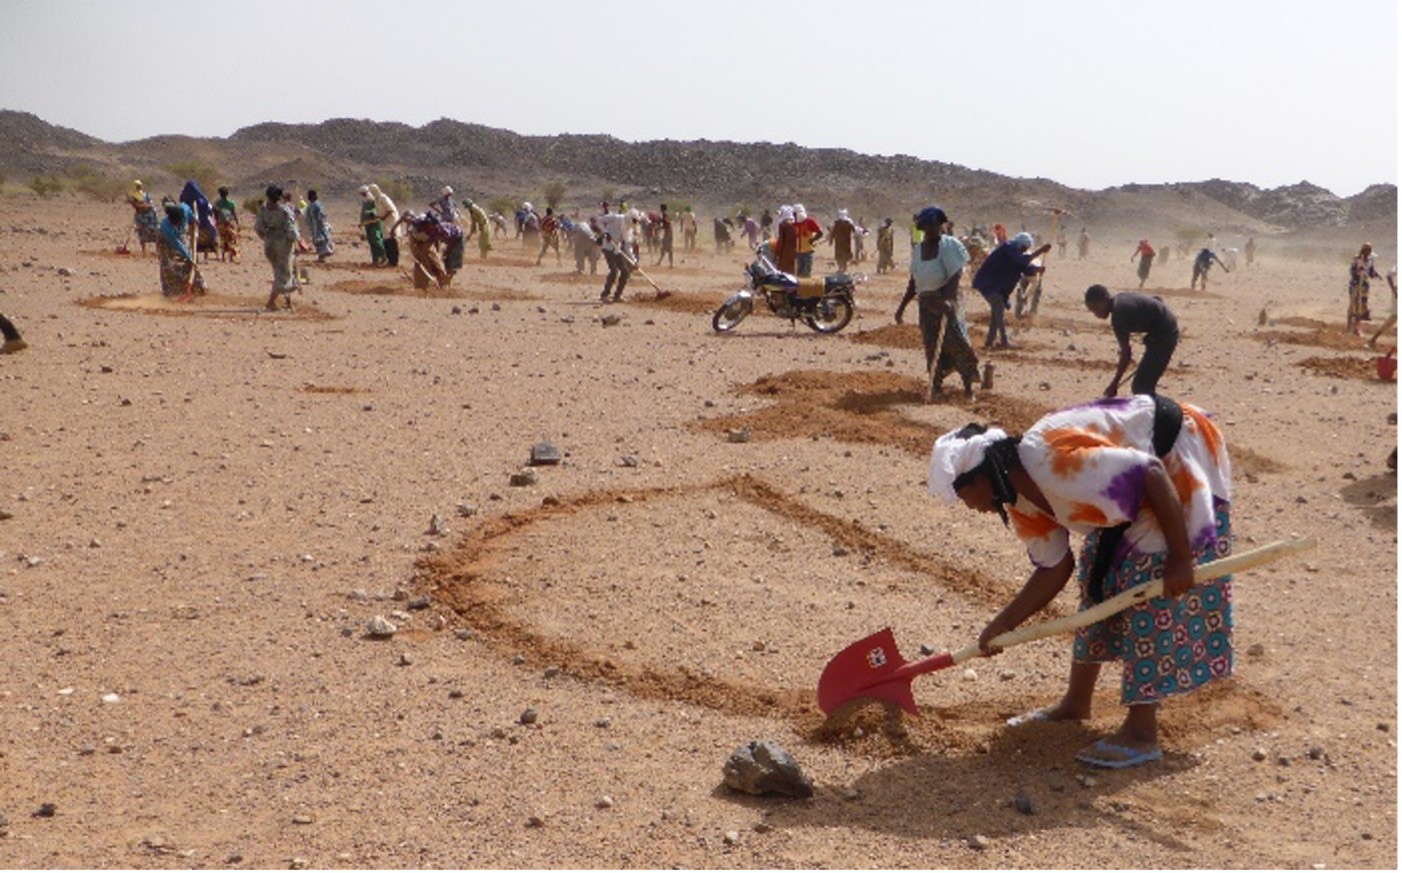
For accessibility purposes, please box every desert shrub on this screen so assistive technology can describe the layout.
[166,161,221,194]
[242,196,263,216]
[486,196,515,217]
[542,180,568,210]
[376,178,414,207]
[64,166,127,202]
[28,175,66,198]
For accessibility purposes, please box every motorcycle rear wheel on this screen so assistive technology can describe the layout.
[804,295,854,334]
[712,297,752,333]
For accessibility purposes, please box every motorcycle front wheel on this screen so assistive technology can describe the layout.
[804,295,854,334]
[712,296,752,333]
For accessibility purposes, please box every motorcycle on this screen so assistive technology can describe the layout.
[711,246,859,334]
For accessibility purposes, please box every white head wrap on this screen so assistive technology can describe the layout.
[794,204,807,221]
[928,427,1009,504]
[837,208,849,221]
[523,201,533,212]
[778,206,794,223]
[1012,232,1034,250]
[442,186,453,196]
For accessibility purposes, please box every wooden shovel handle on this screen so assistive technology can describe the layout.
[948,537,1316,666]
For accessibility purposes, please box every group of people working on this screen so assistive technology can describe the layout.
[901,201,1229,769]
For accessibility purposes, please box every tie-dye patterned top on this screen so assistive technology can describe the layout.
[1006,396,1232,569]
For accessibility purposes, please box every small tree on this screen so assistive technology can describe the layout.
[28,175,65,198]
[542,180,568,210]
[486,196,515,217]
[242,195,264,216]
[166,160,221,194]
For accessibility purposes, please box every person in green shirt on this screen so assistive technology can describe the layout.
[214,187,241,262]
[359,185,387,266]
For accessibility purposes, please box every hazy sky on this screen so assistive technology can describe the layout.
[1,0,1396,196]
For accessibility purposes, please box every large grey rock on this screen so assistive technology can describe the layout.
[722,741,812,798]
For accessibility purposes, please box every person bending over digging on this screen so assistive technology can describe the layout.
[1084,284,1178,397]
[928,393,1234,769]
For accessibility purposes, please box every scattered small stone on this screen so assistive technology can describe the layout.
[543,666,561,679]
[541,495,560,507]
[512,654,527,665]
[703,399,716,408]
[529,442,562,466]
[1075,774,1098,788]
[1276,755,1291,766]
[291,814,314,824]
[841,787,861,801]
[723,831,740,846]
[447,689,464,699]
[918,643,936,656]
[1378,721,1390,733]
[726,427,751,444]
[450,305,462,315]
[456,502,478,518]
[510,469,538,487]
[427,514,446,536]
[33,802,56,818]
[596,795,614,809]
[349,588,370,602]
[832,546,850,557]
[600,313,622,327]
[455,628,473,641]
[525,815,544,828]
[595,717,612,728]
[1014,789,1035,815]
[290,857,310,869]
[519,708,538,725]
[1308,745,1324,760]
[960,668,977,682]
[618,454,639,468]
[968,834,989,850]
[398,652,415,667]
[722,740,813,798]
[1247,643,1265,657]
[1038,381,1052,391]
[1252,748,1267,762]
[57,267,73,277]
[101,692,121,704]
[407,594,431,611]
[366,615,398,638]
[490,302,501,312]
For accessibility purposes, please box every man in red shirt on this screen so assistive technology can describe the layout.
[792,204,824,277]
[536,207,561,266]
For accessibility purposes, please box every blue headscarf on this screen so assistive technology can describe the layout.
[179,180,216,235]
[159,203,194,260]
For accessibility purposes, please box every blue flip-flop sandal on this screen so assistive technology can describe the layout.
[1075,738,1163,769]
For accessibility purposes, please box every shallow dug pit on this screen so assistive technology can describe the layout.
[415,473,1283,762]
[697,369,1056,457]
[414,475,1042,755]
[1252,328,1371,352]
[78,293,334,321]
[327,278,465,299]
[1298,354,1390,382]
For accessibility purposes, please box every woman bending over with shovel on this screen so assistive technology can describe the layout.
[928,394,1234,769]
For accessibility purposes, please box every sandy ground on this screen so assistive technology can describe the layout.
[0,196,1396,869]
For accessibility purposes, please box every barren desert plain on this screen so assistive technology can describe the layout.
[0,192,1397,869]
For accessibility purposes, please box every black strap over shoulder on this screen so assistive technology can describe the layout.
[1086,395,1183,603]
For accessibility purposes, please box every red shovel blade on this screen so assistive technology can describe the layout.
[818,627,954,716]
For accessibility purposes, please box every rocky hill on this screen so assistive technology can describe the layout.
[0,109,1393,242]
